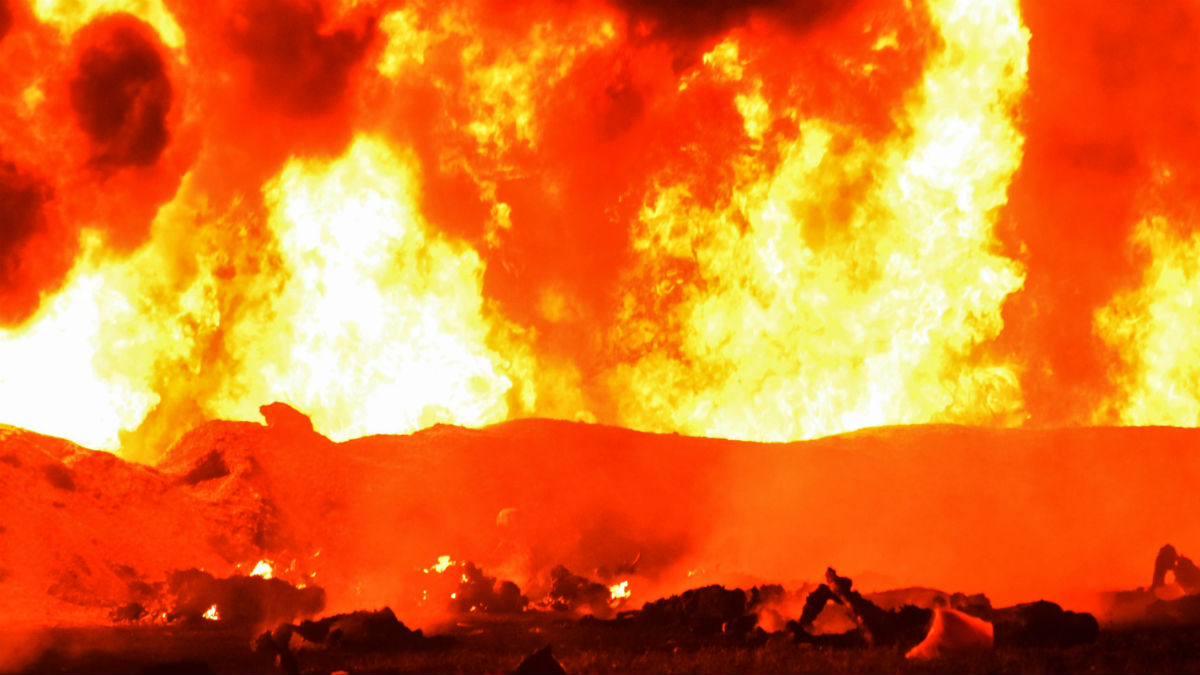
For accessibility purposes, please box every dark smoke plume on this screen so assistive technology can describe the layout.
[0,162,46,282]
[69,15,173,169]
[0,0,12,42]
[613,0,856,69]
[0,161,71,326]
[226,0,374,117]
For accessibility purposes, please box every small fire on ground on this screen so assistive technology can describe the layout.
[250,560,274,580]
[609,581,631,604]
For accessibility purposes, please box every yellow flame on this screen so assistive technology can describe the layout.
[608,580,630,601]
[0,0,1036,453]
[32,0,185,48]
[1095,216,1200,425]
[425,555,454,574]
[377,7,431,76]
[201,604,219,621]
[207,135,526,439]
[250,559,274,579]
[0,236,163,449]
[608,0,1030,441]
[1,133,538,452]
[378,3,617,154]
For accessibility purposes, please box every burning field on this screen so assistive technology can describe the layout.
[4,0,1200,671]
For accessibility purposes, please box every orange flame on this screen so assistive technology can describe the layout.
[4,0,1200,452]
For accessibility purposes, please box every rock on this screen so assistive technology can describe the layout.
[512,645,566,675]
[293,607,425,651]
[259,403,315,435]
[993,600,1098,647]
[639,585,749,635]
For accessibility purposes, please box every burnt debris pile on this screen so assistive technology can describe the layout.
[787,568,1099,655]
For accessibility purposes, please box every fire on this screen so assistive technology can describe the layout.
[1,0,1198,452]
[201,604,219,621]
[32,0,184,47]
[204,135,527,439]
[425,555,455,575]
[610,0,1030,440]
[250,559,274,579]
[608,580,630,603]
[1095,215,1200,425]
[0,235,163,449]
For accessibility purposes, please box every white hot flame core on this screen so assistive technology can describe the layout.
[609,580,631,602]
[250,559,274,579]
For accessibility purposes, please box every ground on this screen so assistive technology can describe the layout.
[9,613,1200,674]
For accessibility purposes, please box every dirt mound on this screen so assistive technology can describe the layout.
[4,417,1200,623]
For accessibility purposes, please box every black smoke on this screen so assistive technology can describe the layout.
[612,0,857,69]
[0,160,67,326]
[226,0,374,117]
[68,15,173,169]
[0,161,46,285]
[0,0,12,42]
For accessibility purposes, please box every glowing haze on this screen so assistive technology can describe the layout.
[0,0,1197,456]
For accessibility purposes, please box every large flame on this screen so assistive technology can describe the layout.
[1096,213,1200,425]
[608,0,1029,440]
[2,0,1199,454]
[205,135,529,439]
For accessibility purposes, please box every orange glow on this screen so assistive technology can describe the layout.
[0,2,1197,608]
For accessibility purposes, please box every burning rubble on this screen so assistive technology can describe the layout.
[417,556,527,615]
[539,566,623,618]
[157,568,325,627]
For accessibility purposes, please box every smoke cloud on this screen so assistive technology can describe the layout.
[69,15,173,169]
[225,0,374,117]
[0,0,11,42]
[0,161,70,326]
[612,0,856,70]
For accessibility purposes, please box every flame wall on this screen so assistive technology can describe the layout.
[0,0,1198,456]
